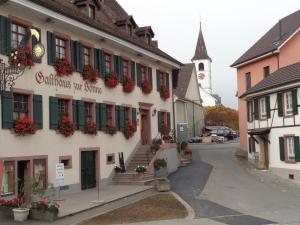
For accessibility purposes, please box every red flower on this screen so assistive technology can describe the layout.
[13,117,36,136]
[123,75,135,93]
[141,78,152,94]
[160,85,170,100]
[105,72,119,88]
[123,122,136,139]
[54,59,75,77]
[84,120,97,135]
[58,116,75,137]
[82,65,99,83]
[105,122,117,135]
[8,48,35,68]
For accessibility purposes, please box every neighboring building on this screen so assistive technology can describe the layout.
[231,10,300,153]
[0,0,181,196]
[192,24,220,107]
[174,63,204,139]
[240,63,300,184]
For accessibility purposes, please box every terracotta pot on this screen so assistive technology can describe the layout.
[138,172,144,177]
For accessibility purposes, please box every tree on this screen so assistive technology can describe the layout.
[204,106,239,130]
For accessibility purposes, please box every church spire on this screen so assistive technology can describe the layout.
[192,22,211,61]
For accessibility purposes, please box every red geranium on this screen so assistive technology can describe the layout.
[123,123,136,139]
[82,65,99,83]
[183,147,192,155]
[105,72,119,88]
[54,59,75,77]
[84,120,97,135]
[58,116,75,137]
[160,85,170,100]
[0,198,18,207]
[141,78,152,94]
[123,75,135,93]
[8,48,35,68]
[14,117,36,136]
[105,122,117,135]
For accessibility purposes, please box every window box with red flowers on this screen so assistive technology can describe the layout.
[81,65,99,83]
[9,48,35,68]
[13,117,36,136]
[123,122,136,139]
[160,85,170,100]
[58,116,75,137]
[141,78,152,94]
[84,120,97,135]
[105,72,119,88]
[123,75,135,93]
[105,122,117,135]
[54,59,75,77]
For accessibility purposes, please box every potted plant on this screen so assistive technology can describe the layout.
[54,58,75,77]
[81,65,99,83]
[123,75,135,93]
[141,78,152,94]
[84,120,97,135]
[13,117,36,136]
[30,200,60,221]
[135,165,147,177]
[123,122,136,139]
[114,165,122,173]
[12,195,30,222]
[105,122,117,136]
[105,72,119,88]
[160,85,170,100]
[58,116,75,137]
[154,158,168,177]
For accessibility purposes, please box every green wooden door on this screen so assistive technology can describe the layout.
[81,151,96,190]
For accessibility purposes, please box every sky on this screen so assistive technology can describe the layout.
[118,0,300,109]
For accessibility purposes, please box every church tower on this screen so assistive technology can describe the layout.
[192,23,212,94]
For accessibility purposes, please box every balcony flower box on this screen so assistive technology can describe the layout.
[58,116,75,137]
[141,79,152,94]
[105,72,119,88]
[9,48,35,68]
[123,123,136,139]
[82,65,99,83]
[160,85,170,100]
[123,75,135,93]
[105,122,117,136]
[84,121,97,135]
[14,117,36,136]
[54,59,75,77]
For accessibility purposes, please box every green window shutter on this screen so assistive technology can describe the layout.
[119,57,123,83]
[76,41,83,73]
[158,111,162,133]
[167,112,171,130]
[1,91,13,129]
[94,48,101,77]
[72,100,78,130]
[294,136,300,162]
[100,50,105,79]
[277,93,283,117]
[119,106,125,132]
[49,97,58,130]
[32,27,42,63]
[96,103,101,130]
[70,40,76,68]
[0,16,11,56]
[265,96,271,119]
[77,101,85,131]
[47,31,56,65]
[136,63,141,87]
[132,108,137,125]
[100,103,106,130]
[148,67,153,86]
[166,73,170,89]
[131,61,136,81]
[33,95,43,129]
[156,70,161,92]
[292,89,298,115]
[115,105,119,131]
[254,99,259,120]
[279,137,285,161]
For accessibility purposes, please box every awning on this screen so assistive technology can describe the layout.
[248,128,270,136]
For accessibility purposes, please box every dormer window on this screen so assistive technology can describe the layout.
[88,5,96,19]
[128,24,132,36]
[147,34,151,45]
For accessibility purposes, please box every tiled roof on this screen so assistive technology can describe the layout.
[27,0,182,66]
[174,63,195,98]
[232,10,300,67]
[192,25,211,61]
[240,62,300,98]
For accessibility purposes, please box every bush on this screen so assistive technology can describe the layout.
[154,158,167,170]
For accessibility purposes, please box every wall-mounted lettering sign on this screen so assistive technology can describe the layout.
[35,72,102,95]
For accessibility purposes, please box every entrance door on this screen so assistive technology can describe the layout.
[141,110,149,145]
[81,151,96,190]
[17,161,30,199]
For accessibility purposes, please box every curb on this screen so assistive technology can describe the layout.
[171,191,195,219]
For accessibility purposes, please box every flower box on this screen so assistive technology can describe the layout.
[9,48,34,68]
[58,116,75,137]
[29,208,58,221]
[123,75,135,93]
[14,117,36,136]
[84,121,97,135]
[105,123,117,136]
[123,123,136,139]
[82,65,99,83]
[54,59,75,77]
[160,85,170,100]
[141,79,152,94]
[105,72,119,88]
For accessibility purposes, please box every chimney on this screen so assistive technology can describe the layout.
[152,40,158,48]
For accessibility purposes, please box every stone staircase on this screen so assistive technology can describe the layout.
[112,145,156,186]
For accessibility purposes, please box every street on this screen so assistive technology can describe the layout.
[169,143,300,225]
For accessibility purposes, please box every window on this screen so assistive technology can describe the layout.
[198,63,204,71]
[1,162,15,195]
[33,159,46,189]
[245,72,251,90]
[106,154,115,164]
[159,71,168,87]
[247,101,253,122]
[83,46,91,66]
[13,93,29,119]
[141,65,147,81]
[84,102,93,123]
[59,156,72,169]
[55,37,67,60]
[122,60,129,76]
[106,105,114,124]
[58,99,70,119]
[88,5,96,19]
[125,107,131,125]
[263,66,270,78]
[284,91,293,116]
[260,98,266,119]
[11,23,26,49]
[286,137,295,161]
[105,53,112,73]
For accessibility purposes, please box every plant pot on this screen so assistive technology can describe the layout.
[137,172,144,177]
[13,208,30,222]
[30,209,58,221]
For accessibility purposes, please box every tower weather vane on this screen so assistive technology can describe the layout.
[0,29,45,92]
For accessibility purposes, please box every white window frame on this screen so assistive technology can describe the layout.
[286,136,295,161]
[259,98,266,119]
[248,101,253,122]
[284,91,293,116]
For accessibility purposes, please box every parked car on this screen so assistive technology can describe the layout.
[189,136,202,143]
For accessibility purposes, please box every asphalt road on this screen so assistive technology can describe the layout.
[169,143,300,225]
